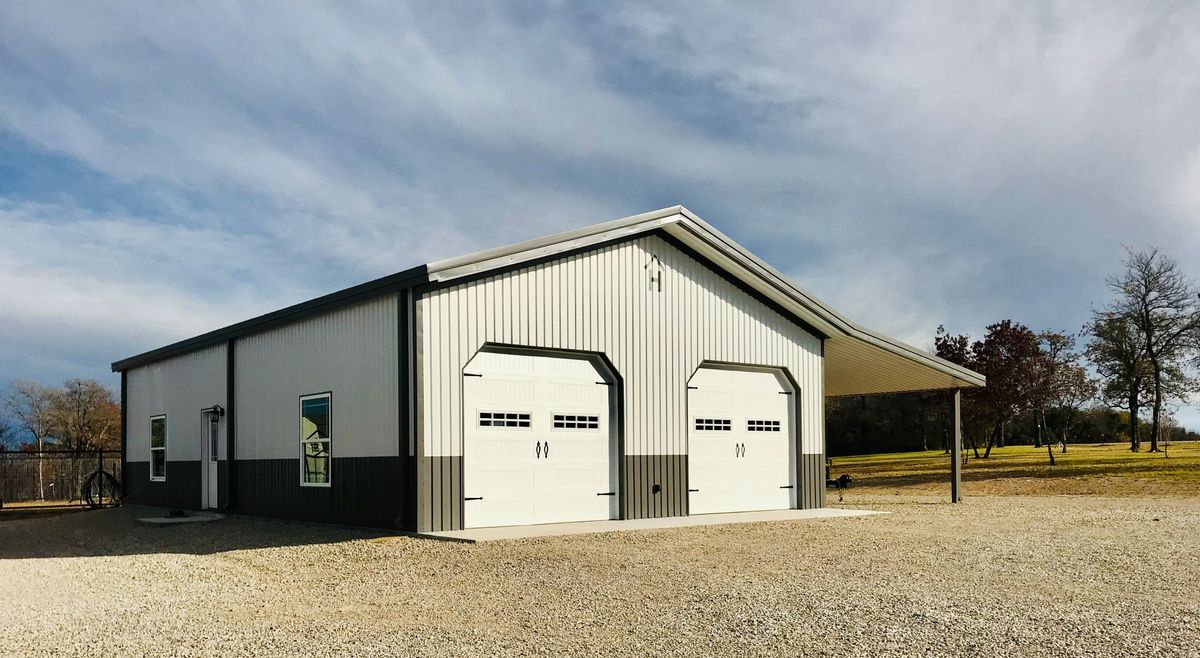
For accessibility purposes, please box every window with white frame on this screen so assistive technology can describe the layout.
[150,415,167,481]
[300,393,331,486]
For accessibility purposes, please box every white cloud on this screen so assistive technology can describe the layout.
[0,2,1199,424]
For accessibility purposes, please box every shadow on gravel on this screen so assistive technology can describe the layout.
[0,507,88,523]
[0,505,388,559]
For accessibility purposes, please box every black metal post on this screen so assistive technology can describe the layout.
[952,389,962,503]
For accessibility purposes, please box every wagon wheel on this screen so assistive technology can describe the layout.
[80,470,122,510]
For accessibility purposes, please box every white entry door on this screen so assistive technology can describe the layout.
[463,351,617,528]
[688,367,794,515]
[203,411,220,509]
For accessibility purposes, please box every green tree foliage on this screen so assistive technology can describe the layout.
[826,390,954,457]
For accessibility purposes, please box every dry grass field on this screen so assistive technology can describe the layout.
[831,441,1200,497]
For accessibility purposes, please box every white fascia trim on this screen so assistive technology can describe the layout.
[425,206,684,283]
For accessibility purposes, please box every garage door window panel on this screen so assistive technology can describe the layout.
[552,414,600,430]
[478,411,531,428]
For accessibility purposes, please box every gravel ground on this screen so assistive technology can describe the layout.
[1,494,1197,657]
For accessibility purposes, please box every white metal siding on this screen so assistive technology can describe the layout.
[417,234,824,462]
[236,295,399,460]
[126,344,227,463]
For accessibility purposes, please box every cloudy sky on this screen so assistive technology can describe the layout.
[2,3,1199,427]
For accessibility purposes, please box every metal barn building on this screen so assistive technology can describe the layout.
[112,207,984,533]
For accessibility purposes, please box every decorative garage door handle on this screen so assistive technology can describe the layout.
[544,441,549,458]
[536,441,542,459]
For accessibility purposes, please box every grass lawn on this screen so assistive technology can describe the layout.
[831,441,1200,497]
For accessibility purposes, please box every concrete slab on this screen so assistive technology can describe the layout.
[416,507,885,543]
[136,511,225,526]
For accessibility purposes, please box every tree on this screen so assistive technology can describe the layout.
[2,381,60,499]
[972,320,1041,457]
[1028,331,1096,463]
[1106,247,1200,451]
[1050,366,1097,453]
[935,321,1041,458]
[1085,311,1151,451]
[935,325,981,457]
[51,379,121,451]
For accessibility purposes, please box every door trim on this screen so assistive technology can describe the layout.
[200,407,222,509]
[460,343,625,526]
[685,361,801,514]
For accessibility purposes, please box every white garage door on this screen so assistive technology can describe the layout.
[463,351,617,528]
[688,366,795,515]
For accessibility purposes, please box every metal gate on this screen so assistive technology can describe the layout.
[0,450,122,510]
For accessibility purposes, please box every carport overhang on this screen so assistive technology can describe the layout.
[655,211,986,397]
[427,206,985,397]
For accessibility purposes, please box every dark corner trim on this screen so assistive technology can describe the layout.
[399,288,418,530]
[225,339,236,510]
[120,370,128,498]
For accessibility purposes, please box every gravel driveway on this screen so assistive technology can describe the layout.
[1,494,1197,657]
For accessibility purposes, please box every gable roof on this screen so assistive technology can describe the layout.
[422,206,985,395]
[112,206,985,395]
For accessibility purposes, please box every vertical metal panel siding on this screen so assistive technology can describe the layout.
[236,295,399,460]
[418,235,824,528]
[126,344,227,464]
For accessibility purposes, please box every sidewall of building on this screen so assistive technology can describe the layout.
[233,294,406,528]
[124,344,227,509]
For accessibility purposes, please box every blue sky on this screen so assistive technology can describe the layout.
[2,2,1199,428]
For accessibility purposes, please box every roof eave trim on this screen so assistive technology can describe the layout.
[425,206,684,282]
